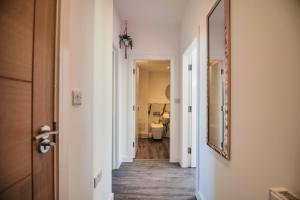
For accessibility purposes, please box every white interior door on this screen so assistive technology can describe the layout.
[191,49,197,167]
[181,54,191,168]
[182,45,197,168]
[187,56,193,167]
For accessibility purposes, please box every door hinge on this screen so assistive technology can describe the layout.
[133,68,136,74]
[133,142,135,148]
[188,64,192,71]
[221,105,224,112]
[188,147,192,154]
[188,106,192,112]
[221,69,224,75]
[133,105,135,111]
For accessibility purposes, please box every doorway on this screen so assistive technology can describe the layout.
[0,0,59,199]
[134,60,171,160]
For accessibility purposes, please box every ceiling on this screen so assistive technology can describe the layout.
[114,0,189,25]
[137,60,170,72]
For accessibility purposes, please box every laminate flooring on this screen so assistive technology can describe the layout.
[112,160,196,200]
[136,138,169,160]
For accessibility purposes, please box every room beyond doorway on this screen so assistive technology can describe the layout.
[135,60,171,160]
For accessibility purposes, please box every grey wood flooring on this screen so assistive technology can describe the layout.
[136,138,169,160]
[112,160,196,200]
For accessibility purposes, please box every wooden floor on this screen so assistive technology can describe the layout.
[112,160,196,200]
[136,138,169,160]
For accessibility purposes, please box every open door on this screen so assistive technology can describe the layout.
[0,0,58,199]
[182,44,197,168]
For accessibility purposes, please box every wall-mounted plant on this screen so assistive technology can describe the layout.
[119,21,133,59]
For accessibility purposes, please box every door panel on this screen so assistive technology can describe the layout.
[0,0,34,81]
[32,0,56,199]
[0,0,57,199]
[0,176,32,200]
[0,79,32,192]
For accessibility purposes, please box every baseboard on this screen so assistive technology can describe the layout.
[169,156,179,163]
[122,155,133,163]
[196,191,205,200]
[107,193,114,200]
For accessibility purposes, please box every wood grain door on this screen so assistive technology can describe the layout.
[0,0,58,200]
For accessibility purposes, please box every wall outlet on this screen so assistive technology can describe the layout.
[94,170,102,188]
[72,90,82,106]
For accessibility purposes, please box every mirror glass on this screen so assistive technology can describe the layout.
[207,0,230,159]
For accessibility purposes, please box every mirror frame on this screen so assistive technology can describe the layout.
[207,0,231,160]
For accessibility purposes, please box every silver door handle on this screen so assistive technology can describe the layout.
[33,125,58,140]
[34,125,58,154]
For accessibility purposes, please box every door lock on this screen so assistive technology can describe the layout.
[34,125,58,154]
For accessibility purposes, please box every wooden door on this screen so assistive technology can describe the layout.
[0,0,58,200]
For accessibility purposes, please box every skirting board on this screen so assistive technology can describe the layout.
[196,191,205,200]
[122,155,133,163]
[107,193,114,200]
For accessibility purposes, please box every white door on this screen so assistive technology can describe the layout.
[182,47,197,168]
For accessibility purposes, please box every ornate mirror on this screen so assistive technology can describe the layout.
[207,0,231,159]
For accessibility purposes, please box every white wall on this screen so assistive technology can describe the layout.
[181,0,300,199]
[129,23,180,162]
[112,9,182,162]
[113,6,129,164]
[148,71,170,104]
[136,69,170,136]
[137,68,149,135]
[59,0,94,199]
[93,0,113,200]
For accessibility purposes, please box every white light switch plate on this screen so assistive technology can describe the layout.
[72,90,82,106]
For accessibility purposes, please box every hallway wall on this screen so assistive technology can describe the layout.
[60,0,115,199]
[113,5,129,167]
[148,71,170,104]
[129,22,181,162]
[113,9,182,162]
[181,0,300,199]
[93,0,113,199]
[60,0,95,199]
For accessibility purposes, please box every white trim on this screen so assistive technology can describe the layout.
[112,45,120,170]
[122,155,133,163]
[58,0,69,199]
[196,191,206,200]
[107,193,114,200]
[196,25,201,193]
[128,54,176,162]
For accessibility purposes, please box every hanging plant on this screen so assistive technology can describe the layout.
[119,21,133,59]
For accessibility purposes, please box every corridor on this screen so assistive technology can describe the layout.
[112,160,196,200]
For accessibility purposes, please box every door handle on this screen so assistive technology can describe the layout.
[34,125,58,154]
[33,125,59,140]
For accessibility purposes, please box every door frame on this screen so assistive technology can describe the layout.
[54,1,61,200]
[56,0,67,199]
[129,55,176,162]
[112,45,120,169]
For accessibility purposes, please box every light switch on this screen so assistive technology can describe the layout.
[72,90,82,106]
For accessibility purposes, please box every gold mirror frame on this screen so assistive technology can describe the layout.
[207,0,231,160]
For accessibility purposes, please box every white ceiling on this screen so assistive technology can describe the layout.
[114,0,189,25]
